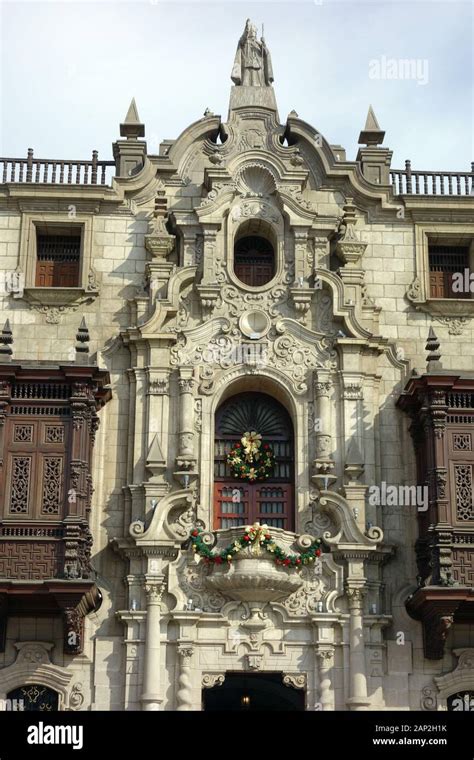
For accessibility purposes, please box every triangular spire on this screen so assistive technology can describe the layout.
[120,98,145,139]
[75,317,89,364]
[426,326,443,372]
[124,98,141,124]
[0,319,13,362]
[358,105,385,146]
[364,105,381,131]
[146,434,166,480]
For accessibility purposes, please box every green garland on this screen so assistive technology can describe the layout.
[189,523,322,569]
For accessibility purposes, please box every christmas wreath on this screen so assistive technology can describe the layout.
[227,431,275,482]
[190,523,322,569]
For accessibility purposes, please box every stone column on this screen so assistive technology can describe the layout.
[178,369,196,459]
[132,367,147,485]
[346,585,370,710]
[176,646,194,710]
[312,371,335,488]
[315,647,335,711]
[141,578,165,711]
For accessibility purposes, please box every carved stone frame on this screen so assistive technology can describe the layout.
[0,641,75,711]
[15,211,99,310]
[226,195,285,293]
[435,648,474,710]
[408,223,474,315]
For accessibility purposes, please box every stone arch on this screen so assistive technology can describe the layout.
[435,649,474,707]
[226,196,285,292]
[199,369,308,533]
[0,642,74,710]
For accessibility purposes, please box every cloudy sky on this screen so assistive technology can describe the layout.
[0,0,472,171]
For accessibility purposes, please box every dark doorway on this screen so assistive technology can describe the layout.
[203,673,305,711]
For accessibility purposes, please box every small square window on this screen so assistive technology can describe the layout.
[428,244,470,299]
[35,229,81,287]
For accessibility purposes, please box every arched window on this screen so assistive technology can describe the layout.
[214,392,294,530]
[7,684,59,711]
[234,235,275,286]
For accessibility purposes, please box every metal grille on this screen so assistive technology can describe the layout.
[7,685,59,711]
[428,246,469,272]
[37,235,80,262]
[428,245,470,299]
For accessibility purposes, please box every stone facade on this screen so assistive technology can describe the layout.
[0,21,473,712]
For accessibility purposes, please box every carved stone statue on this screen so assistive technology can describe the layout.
[231,19,274,87]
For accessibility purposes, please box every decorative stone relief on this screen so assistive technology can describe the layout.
[194,399,202,431]
[231,200,280,225]
[361,284,376,307]
[283,673,307,689]
[148,378,170,395]
[316,293,337,336]
[420,686,438,711]
[69,682,85,710]
[304,497,336,537]
[200,182,236,207]
[342,382,363,400]
[282,559,339,617]
[202,674,225,689]
[246,654,263,670]
[171,321,336,395]
[406,277,422,302]
[176,556,227,612]
[435,316,467,335]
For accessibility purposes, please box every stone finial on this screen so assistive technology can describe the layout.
[0,319,13,362]
[75,317,89,364]
[426,326,442,371]
[358,105,385,146]
[120,98,145,139]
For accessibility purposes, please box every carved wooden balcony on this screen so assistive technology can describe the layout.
[0,360,111,654]
[397,370,474,659]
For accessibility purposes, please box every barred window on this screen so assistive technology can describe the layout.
[428,245,469,299]
[35,231,81,287]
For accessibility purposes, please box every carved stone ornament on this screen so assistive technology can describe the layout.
[148,378,169,395]
[420,686,438,711]
[235,163,277,198]
[202,674,225,689]
[246,654,263,670]
[145,581,165,604]
[69,682,85,710]
[283,673,307,689]
[406,277,422,302]
[435,316,467,335]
